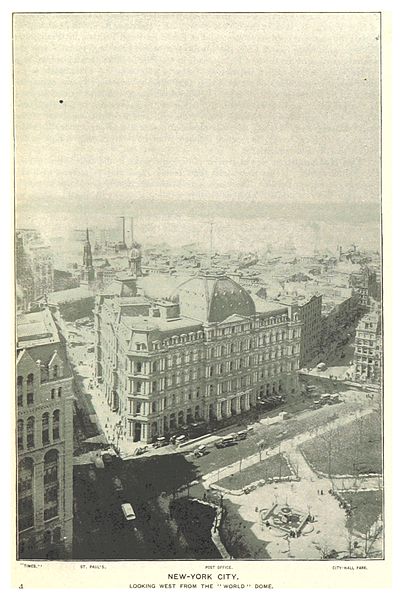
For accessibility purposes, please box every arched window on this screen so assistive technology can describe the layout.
[17,419,24,450]
[52,365,58,379]
[17,376,23,407]
[44,450,59,521]
[52,410,60,441]
[27,417,35,449]
[18,458,34,531]
[26,373,34,405]
[42,413,50,445]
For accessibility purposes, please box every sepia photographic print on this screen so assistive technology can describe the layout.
[12,8,391,589]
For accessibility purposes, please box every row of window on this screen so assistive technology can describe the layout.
[17,411,60,450]
[147,326,295,353]
[129,356,296,396]
[355,357,380,365]
[128,367,293,413]
[17,365,61,388]
[18,450,59,531]
[17,386,62,408]
[355,347,379,355]
[130,341,299,377]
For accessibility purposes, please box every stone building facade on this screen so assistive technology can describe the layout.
[353,306,382,384]
[16,309,74,559]
[94,274,301,443]
[297,294,322,366]
[349,265,379,309]
[16,230,54,310]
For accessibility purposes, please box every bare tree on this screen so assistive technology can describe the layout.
[363,516,383,558]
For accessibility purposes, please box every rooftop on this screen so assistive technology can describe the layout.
[48,286,95,304]
[121,314,201,333]
[253,296,289,315]
[17,309,59,348]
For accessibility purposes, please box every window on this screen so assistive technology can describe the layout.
[58,387,62,398]
[52,410,60,441]
[18,458,34,531]
[52,365,58,379]
[136,382,142,393]
[44,450,59,521]
[27,392,34,405]
[27,373,34,387]
[136,362,142,372]
[27,417,35,449]
[152,401,157,414]
[17,376,23,406]
[17,419,24,450]
[42,413,50,445]
[136,401,141,414]
[51,389,55,399]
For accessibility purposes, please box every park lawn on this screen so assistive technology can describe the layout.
[342,490,383,535]
[218,452,292,491]
[300,411,382,477]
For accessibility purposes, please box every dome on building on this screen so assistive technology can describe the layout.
[173,275,256,323]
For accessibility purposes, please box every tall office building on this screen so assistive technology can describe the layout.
[353,305,382,384]
[16,309,74,558]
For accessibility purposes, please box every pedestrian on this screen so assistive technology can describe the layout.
[321,490,324,496]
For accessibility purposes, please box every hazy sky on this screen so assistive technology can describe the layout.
[14,12,381,227]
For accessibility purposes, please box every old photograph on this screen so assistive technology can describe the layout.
[14,12,384,566]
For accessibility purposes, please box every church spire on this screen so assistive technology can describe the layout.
[82,229,93,269]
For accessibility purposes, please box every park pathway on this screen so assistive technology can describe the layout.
[201,406,375,490]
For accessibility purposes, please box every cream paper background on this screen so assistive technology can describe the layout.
[4,1,394,591]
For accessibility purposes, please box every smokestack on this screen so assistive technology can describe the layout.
[120,216,126,247]
[209,221,213,269]
[131,217,134,245]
